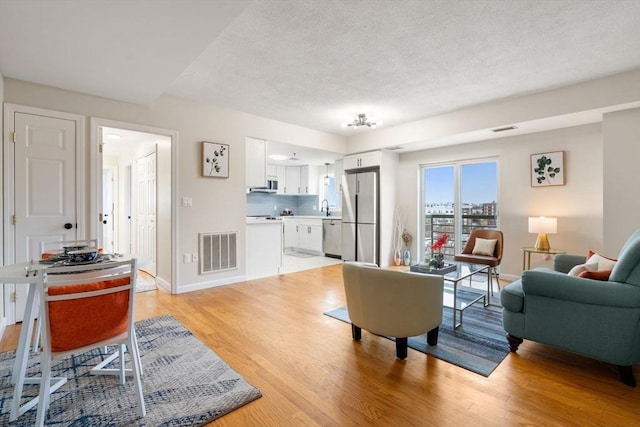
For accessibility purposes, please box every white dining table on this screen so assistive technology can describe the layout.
[0,255,141,421]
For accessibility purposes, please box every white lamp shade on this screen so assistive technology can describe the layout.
[528,217,557,234]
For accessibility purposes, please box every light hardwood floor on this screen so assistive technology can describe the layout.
[2,264,639,426]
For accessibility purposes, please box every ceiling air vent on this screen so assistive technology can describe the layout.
[386,146,403,151]
[492,125,518,133]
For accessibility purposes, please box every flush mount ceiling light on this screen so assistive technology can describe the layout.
[269,152,300,161]
[343,114,381,129]
[105,133,122,140]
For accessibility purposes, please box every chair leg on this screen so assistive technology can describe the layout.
[427,326,439,346]
[619,365,636,387]
[35,354,52,427]
[119,344,126,385]
[351,324,362,341]
[506,334,523,352]
[396,338,408,360]
[128,337,147,417]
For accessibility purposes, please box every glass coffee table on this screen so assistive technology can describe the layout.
[410,261,489,329]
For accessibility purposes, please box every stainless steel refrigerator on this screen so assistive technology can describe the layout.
[341,171,378,264]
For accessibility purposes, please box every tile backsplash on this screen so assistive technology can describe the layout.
[247,193,320,216]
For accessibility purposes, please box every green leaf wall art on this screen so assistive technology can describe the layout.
[531,151,564,187]
[202,141,229,178]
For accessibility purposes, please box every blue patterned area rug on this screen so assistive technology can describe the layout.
[0,315,262,425]
[324,292,508,377]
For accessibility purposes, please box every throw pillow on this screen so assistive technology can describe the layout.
[472,238,498,256]
[578,269,612,281]
[567,263,598,277]
[585,252,617,271]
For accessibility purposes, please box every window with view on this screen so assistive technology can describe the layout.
[420,160,498,263]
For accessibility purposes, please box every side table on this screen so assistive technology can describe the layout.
[521,247,566,270]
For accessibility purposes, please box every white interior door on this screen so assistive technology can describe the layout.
[102,167,116,254]
[135,152,157,275]
[10,109,79,322]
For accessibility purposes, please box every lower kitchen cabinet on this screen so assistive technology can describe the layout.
[282,217,324,255]
[283,218,298,252]
[298,221,323,254]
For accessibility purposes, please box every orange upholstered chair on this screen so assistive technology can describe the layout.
[10,259,145,426]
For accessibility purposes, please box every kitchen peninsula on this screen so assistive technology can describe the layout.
[245,216,283,280]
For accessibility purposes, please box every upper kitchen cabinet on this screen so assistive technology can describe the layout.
[283,165,318,195]
[246,137,267,188]
[276,165,286,195]
[343,151,381,171]
[333,159,344,194]
[284,166,300,195]
[300,165,318,195]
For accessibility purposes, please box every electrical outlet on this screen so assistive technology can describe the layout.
[192,252,199,263]
[183,253,192,263]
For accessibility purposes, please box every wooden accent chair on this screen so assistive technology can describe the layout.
[11,259,146,425]
[342,262,444,359]
[454,229,504,295]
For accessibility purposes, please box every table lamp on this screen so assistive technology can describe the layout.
[528,216,557,251]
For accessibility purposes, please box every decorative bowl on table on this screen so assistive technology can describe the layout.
[67,248,99,263]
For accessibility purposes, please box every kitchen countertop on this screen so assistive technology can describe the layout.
[246,217,284,224]
[247,215,342,223]
[284,215,342,220]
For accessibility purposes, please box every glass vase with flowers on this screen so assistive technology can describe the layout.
[402,229,412,266]
[429,233,450,269]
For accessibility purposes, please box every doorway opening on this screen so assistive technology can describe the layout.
[91,118,177,294]
[101,126,164,277]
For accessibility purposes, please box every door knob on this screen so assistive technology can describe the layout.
[64,223,73,230]
[103,220,107,224]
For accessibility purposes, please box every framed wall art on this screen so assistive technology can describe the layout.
[202,141,229,178]
[531,150,564,187]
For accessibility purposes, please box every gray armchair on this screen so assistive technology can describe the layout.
[501,229,640,386]
[342,262,444,359]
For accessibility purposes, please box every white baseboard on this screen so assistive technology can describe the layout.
[175,274,248,294]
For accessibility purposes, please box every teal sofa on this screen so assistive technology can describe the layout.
[501,229,640,386]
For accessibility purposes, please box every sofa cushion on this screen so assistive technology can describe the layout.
[472,238,497,256]
[568,263,597,277]
[586,252,617,271]
[500,280,524,313]
[578,269,612,281]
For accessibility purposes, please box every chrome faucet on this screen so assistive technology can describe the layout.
[321,199,330,216]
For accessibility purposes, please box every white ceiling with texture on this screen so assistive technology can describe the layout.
[1,0,639,137]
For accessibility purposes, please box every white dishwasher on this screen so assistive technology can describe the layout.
[322,218,342,259]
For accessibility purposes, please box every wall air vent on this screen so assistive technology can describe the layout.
[386,146,404,151]
[492,125,518,133]
[199,232,237,274]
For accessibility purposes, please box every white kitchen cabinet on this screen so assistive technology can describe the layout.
[300,165,318,195]
[283,165,318,195]
[282,218,298,251]
[333,159,344,194]
[246,137,267,188]
[284,166,301,194]
[276,165,286,195]
[266,163,277,179]
[343,151,381,171]
[297,218,323,254]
